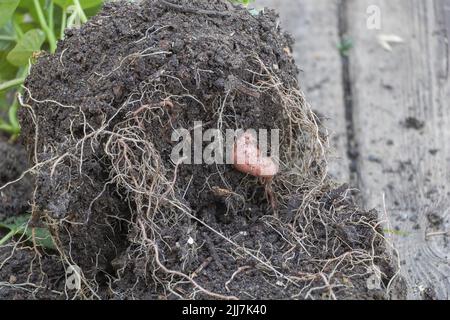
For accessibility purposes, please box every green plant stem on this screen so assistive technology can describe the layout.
[1,67,28,135]
[7,68,28,133]
[74,0,88,23]
[8,100,20,132]
[0,77,25,92]
[0,123,14,134]
[60,8,67,39]
[0,35,15,41]
[33,0,57,53]
[13,21,23,39]
[0,229,15,246]
[48,1,55,32]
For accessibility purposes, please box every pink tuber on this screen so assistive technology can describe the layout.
[231,132,279,178]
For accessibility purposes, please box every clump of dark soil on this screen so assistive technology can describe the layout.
[0,138,33,221]
[0,138,64,299]
[0,245,64,299]
[0,0,404,299]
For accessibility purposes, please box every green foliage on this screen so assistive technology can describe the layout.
[0,0,104,138]
[54,0,102,9]
[7,29,45,66]
[231,0,255,6]
[0,0,20,28]
[0,214,55,249]
[338,37,353,56]
[383,228,410,237]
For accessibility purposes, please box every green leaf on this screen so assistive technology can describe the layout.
[54,0,102,9]
[0,22,16,51]
[0,91,8,110]
[338,37,353,56]
[0,0,20,28]
[0,63,23,86]
[6,28,44,66]
[231,0,255,6]
[84,3,103,18]
[53,0,72,9]
[0,214,56,249]
[27,226,55,249]
[17,0,39,10]
[17,0,43,23]
[79,0,103,9]
[0,214,29,229]
[383,228,410,237]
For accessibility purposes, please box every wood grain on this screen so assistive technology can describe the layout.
[259,0,450,299]
[257,0,351,182]
[345,0,450,299]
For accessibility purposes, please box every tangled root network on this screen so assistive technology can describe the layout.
[0,0,402,300]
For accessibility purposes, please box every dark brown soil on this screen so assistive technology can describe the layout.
[0,0,405,300]
[0,138,64,299]
[0,138,33,221]
[0,245,64,300]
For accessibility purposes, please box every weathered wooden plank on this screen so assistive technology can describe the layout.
[345,0,450,299]
[257,0,350,182]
